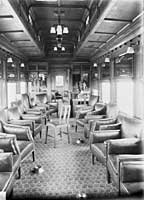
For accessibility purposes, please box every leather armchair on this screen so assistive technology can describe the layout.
[22,93,46,114]
[32,93,58,120]
[118,155,144,195]
[84,104,119,139]
[106,138,144,195]
[0,109,35,165]
[0,152,16,197]
[6,106,43,138]
[90,124,121,164]
[75,103,107,133]
[74,95,99,116]
[0,133,21,178]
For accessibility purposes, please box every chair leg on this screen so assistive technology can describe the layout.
[45,126,48,144]
[18,167,21,179]
[32,151,35,162]
[92,154,95,165]
[67,126,70,144]
[54,129,56,148]
[75,124,77,132]
[107,169,111,183]
[40,130,42,138]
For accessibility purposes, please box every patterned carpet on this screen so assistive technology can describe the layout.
[11,119,136,200]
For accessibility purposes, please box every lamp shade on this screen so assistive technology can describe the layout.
[105,57,110,63]
[62,47,65,51]
[54,46,58,51]
[20,63,25,67]
[93,63,97,67]
[50,27,56,34]
[126,46,134,54]
[7,57,13,63]
[63,27,69,34]
[56,25,62,35]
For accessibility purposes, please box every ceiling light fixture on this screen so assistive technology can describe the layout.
[61,46,65,51]
[50,24,69,35]
[104,57,110,63]
[20,63,25,67]
[126,46,135,54]
[93,63,97,67]
[54,46,58,51]
[7,57,13,63]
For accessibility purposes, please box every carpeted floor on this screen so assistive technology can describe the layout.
[11,119,142,200]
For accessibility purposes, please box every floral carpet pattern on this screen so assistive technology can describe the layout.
[12,119,119,199]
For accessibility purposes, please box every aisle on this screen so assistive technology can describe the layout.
[12,120,118,199]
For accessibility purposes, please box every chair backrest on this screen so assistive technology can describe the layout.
[0,109,8,132]
[22,93,31,110]
[6,107,21,121]
[35,93,48,104]
[59,103,71,123]
[89,95,99,106]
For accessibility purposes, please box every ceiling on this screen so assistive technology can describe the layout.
[0,0,143,63]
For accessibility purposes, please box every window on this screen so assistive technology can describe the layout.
[7,82,16,107]
[101,81,110,103]
[116,80,133,115]
[56,75,64,86]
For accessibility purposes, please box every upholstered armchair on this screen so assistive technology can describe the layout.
[34,93,58,119]
[0,133,21,178]
[75,103,107,133]
[22,93,46,114]
[106,138,144,195]
[73,95,99,116]
[11,100,46,125]
[118,155,144,195]
[89,118,121,164]
[5,106,42,138]
[0,152,17,197]
[84,104,119,139]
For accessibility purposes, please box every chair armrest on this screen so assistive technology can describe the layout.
[8,119,33,129]
[21,115,42,124]
[106,138,142,155]
[0,153,13,172]
[26,109,42,115]
[2,122,33,141]
[76,110,91,119]
[89,130,120,144]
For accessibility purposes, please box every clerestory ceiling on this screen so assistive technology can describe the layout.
[0,0,143,63]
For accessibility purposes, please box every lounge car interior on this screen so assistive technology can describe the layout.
[0,0,144,199]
